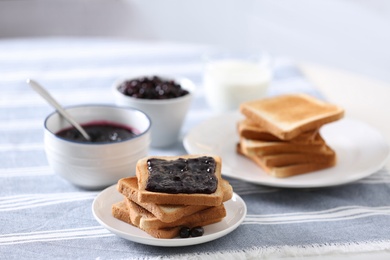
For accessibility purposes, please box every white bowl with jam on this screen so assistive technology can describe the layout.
[112,75,195,148]
[44,104,151,189]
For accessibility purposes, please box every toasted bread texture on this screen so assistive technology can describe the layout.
[117,176,233,223]
[112,201,224,239]
[239,133,327,156]
[237,143,336,178]
[135,155,225,206]
[240,94,344,140]
[259,147,336,167]
[126,198,226,230]
[249,154,336,178]
[112,201,183,239]
[237,119,319,143]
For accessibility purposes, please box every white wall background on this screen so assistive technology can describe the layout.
[0,0,389,83]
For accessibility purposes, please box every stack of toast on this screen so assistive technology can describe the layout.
[112,154,233,238]
[237,93,344,178]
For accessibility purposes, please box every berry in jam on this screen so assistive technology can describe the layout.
[55,121,138,143]
[117,76,189,100]
[179,227,191,238]
[190,226,204,237]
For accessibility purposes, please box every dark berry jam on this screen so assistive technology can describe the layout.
[179,226,204,238]
[179,227,191,238]
[190,226,204,237]
[55,121,138,143]
[117,76,189,99]
[145,156,218,194]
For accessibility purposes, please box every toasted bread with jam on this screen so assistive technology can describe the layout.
[134,155,225,206]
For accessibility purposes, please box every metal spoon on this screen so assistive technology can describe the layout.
[27,79,91,141]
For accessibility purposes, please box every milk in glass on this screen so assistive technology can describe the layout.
[203,59,271,113]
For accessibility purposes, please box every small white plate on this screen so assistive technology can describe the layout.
[92,185,247,247]
[183,112,390,188]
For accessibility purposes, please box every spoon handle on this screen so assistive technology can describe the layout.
[27,79,91,141]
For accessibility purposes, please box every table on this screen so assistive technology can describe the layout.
[1,38,390,259]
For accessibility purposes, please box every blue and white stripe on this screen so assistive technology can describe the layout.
[1,38,390,259]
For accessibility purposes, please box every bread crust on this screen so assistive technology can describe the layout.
[260,157,336,178]
[135,155,225,206]
[237,143,336,178]
[240,94,344,140]
[260,147,335,167]
[112,201,183,239]
[239,134,328,156]
[117,176,232,223]
[126,198,226,230]
[238,119,319,143]
[112,201,224,239]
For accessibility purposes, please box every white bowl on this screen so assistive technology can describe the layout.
[44,105,151,189]
[112,75,195,148]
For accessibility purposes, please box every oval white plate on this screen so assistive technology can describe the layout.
[92,185,247,247]
[183,112,390,188]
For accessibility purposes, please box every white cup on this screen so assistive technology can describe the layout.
[203,51,272,113]
[44,105,151,189]
[112,76,195,148]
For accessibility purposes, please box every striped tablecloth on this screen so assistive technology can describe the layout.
[1,38,390,259]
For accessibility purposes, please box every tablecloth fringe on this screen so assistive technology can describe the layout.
[144,240,390,260]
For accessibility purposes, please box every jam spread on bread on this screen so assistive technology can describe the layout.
[56,121,137,143]
[145,156,218,194]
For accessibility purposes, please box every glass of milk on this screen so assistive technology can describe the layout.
[203,51,272,113]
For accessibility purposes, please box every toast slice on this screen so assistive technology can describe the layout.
[112,201,224,239]
[240,94,344,140]
[260,146,336,167]
[135,155,225,206]
[125,198,226,230]
[237,143,336,178]
[112,201,184,239]
[247,153,336,178]
[117,177,233,223]
[239,133,328,156]
[237,119,318,143]
[238,142,336,167]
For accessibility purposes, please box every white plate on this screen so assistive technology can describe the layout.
[183,112,390,188]
[92,185,247,247]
